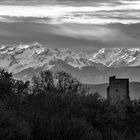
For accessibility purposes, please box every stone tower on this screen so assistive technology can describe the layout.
[107,76,130,103]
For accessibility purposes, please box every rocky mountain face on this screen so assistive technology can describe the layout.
[0,42,91,72]
[89,48,140,67]
[1,42,140,83]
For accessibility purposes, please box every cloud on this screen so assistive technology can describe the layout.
[0,1,140,24]
[50,24,135,45]
[51,24,116,41]
[0,21,140,51]
[0,0,140,50]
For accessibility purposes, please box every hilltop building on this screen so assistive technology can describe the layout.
[107,76,130,103]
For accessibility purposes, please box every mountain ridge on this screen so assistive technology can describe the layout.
[1,42,140,83]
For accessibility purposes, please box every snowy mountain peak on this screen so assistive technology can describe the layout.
[17,44,30,50]
[89,48,140,67]
[98,48,106,54]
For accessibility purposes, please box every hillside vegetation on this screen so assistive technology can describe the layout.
[0,69,140,140]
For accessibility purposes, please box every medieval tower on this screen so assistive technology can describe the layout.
[107,76,130,103]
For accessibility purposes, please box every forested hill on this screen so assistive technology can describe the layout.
[0,69,140,140]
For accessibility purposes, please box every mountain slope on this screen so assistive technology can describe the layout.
[1,43,140,72]
[13,60,140,84]
[89,48,140,67]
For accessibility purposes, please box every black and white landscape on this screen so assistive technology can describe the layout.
[0,0,140,140]
[1,0,140,83]
[1,42,140,98]
[1,43,140,82]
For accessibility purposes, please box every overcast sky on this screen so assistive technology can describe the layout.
[0,0,140,51]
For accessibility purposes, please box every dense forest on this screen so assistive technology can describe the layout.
[0,69,140,140]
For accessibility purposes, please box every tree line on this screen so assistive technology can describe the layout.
[0,69,140,140]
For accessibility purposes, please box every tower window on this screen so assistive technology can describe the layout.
[116,89,119,92]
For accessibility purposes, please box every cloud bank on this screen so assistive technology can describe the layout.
[0,0,140,24]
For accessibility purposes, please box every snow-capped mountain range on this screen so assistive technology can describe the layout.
[89,48,140,67]
[0,42,140,83]
[0,42,91,72]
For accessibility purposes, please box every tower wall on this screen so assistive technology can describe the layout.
[107,76,130,102]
